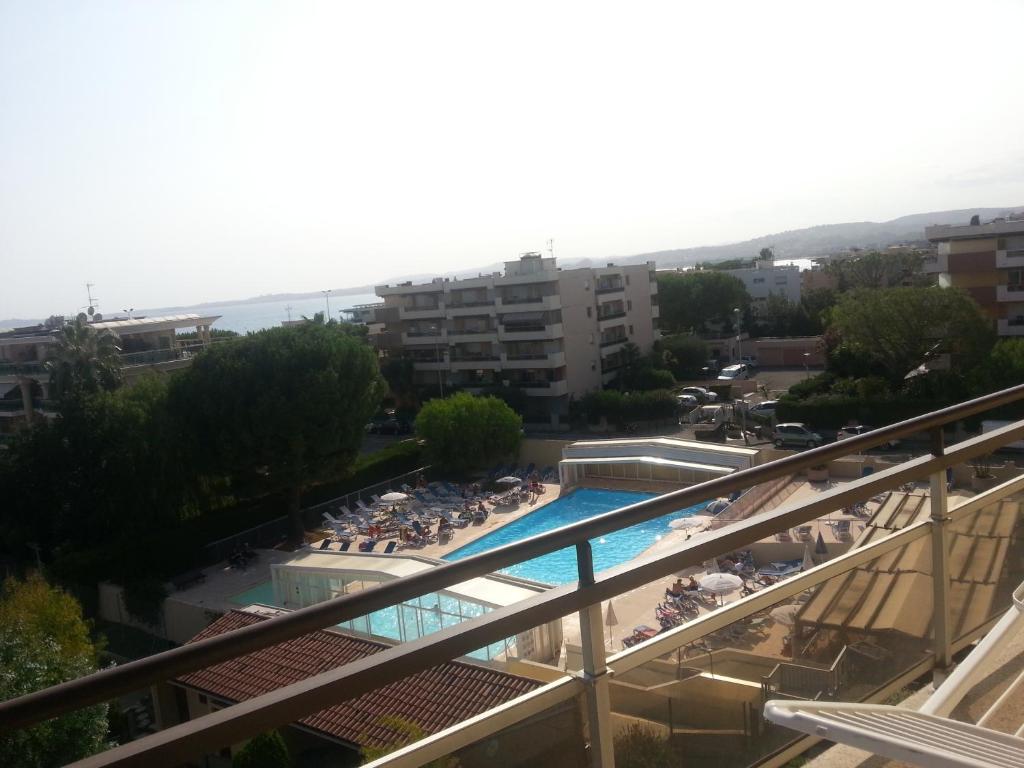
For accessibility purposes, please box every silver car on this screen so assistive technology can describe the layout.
[773,422,823,449]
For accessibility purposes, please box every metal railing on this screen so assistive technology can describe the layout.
[5,385,1024,767]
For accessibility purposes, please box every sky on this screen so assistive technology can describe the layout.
[2,0,1024,319]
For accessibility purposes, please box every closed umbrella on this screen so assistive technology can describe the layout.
[770,604,800,627]
[496,476,521,485]
[380,492,408,503]
[699,573,743,604]
[605,601,619,649]
[815,531,829,557]
[802,543,815,571]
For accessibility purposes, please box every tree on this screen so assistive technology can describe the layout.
[380,357,418,409]
[0,575,109,766]
[655,271,750,334]
[827,287,994,384]
[825,250,929,291]
[45,316,122,404]
[232,730,291,768]
[169,323,386,543]
[415,393,521,475]
[654,334,707,379]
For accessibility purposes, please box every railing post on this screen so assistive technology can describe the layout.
[929,428,953,676]
[576,541,615,768]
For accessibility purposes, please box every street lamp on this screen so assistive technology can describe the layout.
[803,352,811,380]
[322,290,332,320]
[734,308,742,362]
[122,308,134,319]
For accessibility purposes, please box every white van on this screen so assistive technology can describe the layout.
[717,363,751,381]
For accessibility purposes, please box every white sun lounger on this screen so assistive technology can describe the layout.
[765,580,1024,768]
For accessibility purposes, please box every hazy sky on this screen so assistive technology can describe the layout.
[3,1,1024,319]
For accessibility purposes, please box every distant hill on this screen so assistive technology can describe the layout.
[601,206,1024,268]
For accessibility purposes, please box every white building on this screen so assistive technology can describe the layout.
[728,259,802,305]
[371,254,659,428]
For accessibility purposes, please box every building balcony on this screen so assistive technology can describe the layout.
[519,379,568,396]
[599,337,628,350]
[595,283,625,297]
[445,302,497,318]
[375,283,445,297]
[495,295,561,312]
[998,318,1024,336]
[597,313,626,329]
[0,360,46,379]
[447,329,498,344]
[401,330,446,345]
[997,284,1024,302]
[410,360,448,371]
[501,351,565,369]
[498,323,564,342]
[494,270,558,287]
[996,249,1024,269]
[921,252,948,274]
[449,356,502,371]
[398,304,445,320]
[0,400,26,416]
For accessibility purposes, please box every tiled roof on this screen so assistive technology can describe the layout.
[175,610,541,749]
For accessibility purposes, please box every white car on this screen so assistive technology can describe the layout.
[748,400,778,417]
[680,386,718,403]
[676,394,700,408]
[717,363,751,381]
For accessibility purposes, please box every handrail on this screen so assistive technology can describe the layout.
[3,385,1024,744]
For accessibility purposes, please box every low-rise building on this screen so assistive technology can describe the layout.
[0,313,219,442]
[725,255,802,305]
[371,253,659,427]
[925,214,1024,336]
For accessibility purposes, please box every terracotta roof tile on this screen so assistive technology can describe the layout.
[176,610,541,749]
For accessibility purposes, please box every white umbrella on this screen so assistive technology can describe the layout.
[605,601,619,649]
[802,543,815,571]
[770,604,801,627]
[699,572,743,597]
[496,476,522,485]
[380,492,408,503]
[670,515,713,530]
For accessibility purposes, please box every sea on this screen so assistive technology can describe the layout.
[158,293,381,335]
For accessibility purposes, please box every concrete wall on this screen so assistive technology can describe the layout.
[519,437,572,471]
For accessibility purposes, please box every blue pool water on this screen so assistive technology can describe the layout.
[444,488,707,584]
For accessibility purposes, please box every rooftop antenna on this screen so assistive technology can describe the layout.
[285,304,294,322]
[84,283,98,318]
[547,238,554,259]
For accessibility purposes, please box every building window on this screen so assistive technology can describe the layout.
[586,306,592,318]
[627,300,632,311]
[591,361,596,371]
[584,280,590,290]
[629,325,634,335]
[753,277,766,284]
[625,275,630,285]
[1010,269,1024,287]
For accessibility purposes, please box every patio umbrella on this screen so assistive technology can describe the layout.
[815,530,829,556]
[380,492,408,503]
[670,515,712,530]
[802,543,815,571]
[605,600,619,649]
[496,476,522,485]
[699,573,743,601]
[770,604,800,627]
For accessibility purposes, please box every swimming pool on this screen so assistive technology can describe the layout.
[444,488,707,584]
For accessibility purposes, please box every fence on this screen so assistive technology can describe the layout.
[199,465,432,563]
[5,384,1024,768]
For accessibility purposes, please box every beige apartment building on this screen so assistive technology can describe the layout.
[372,253,659,427]
[925,215,1024,336]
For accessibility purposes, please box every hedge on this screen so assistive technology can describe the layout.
[582,389,678,425]
[776,395,947,430]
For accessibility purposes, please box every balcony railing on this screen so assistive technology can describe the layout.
[501,296,545,305]
[449,355,500,363]
[597,311,626,322]
[449,327,496,335]
[0,399,25,412]
[502,324,546,333]
[446,301,492,309]
[505,353,547,361]
[595,283,624,295]
[599,336,627,347]
[0,360,46,375]
[6,384,1024,768]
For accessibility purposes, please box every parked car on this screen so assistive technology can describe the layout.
[739,355,759,369]
[676,393,700,409]
[748,399,778,417]
[680,386,718,403]
[368,418,411,435]
[773,422,824,449]
[836,424,901,449]
[717,363,751,381]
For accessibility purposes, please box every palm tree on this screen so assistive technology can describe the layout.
[46,316,123,401]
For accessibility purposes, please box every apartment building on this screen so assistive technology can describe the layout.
[729,258,802,304]
[925,215,1024,336]
[372,254,659,426]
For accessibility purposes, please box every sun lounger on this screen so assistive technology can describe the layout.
[795,525,813,541]
[318,539,331,550]
[338,505,355,517]
[337,541,351,552]
[322,511,342,526]
[356,499,372,513]
[359,539,378,553]
[382,541,397,554]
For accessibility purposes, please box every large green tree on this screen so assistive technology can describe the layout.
[0,575,109,766]
[232,730,291,768]
[827,287,994,383]
[655,271,749,334]
[415,393,521,475]
[169,323,385,543]
[825,250,930,291]
[654,334,707,379]
[45,316,122,403]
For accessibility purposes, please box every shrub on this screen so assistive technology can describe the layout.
[613,723,678,768]
[415,393,521,475]
[233,730,291,768]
